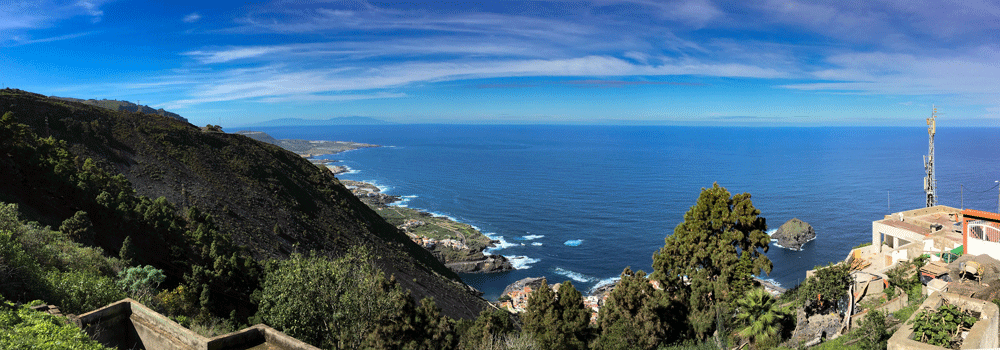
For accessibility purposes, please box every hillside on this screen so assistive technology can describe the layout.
[50,96,188,122]
[0,88,489,320]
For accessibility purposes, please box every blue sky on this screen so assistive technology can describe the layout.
[2,0,999,126]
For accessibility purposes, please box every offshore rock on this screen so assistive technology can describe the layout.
[772,218,816,251]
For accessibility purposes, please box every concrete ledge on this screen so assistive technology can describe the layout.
[73,299,320,350]
[888,292,999,350]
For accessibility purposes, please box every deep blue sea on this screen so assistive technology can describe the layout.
[252,125,1000,300]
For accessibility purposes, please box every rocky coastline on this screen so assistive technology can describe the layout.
[234,130,378,156]
[339,180,513,274]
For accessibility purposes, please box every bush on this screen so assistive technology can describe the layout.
[253,248,456,349]
[797,263,851,313]
[43,270,124,314]
[0,298,112,350]
[910,302,977,348]
[461,308,517,349]
[854,310,888,350]
[117,265,165,301]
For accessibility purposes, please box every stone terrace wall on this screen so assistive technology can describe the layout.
[74,298,319,350]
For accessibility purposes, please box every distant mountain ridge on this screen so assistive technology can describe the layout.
[50,96,188,123]
[245,116,393,127]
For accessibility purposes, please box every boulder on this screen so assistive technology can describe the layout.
[772,218,816,250]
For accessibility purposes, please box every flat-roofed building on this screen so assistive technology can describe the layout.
[868,205,963,271]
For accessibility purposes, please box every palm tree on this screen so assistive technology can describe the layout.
[733,287,790,349]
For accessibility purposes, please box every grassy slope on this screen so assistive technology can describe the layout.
[0,89,489,319]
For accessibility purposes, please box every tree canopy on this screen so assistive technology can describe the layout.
[522,281,591,350]
[651,183,771,337]
[253,248,455,350]
[594,268,686,350]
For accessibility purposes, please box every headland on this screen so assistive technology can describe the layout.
[340,179,513,273]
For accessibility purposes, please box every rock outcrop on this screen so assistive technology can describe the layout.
[772,218,816,250]
[789,309,843,345]
[446,255,513,273]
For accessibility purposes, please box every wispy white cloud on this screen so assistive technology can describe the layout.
[6,30,97,46]
[782,49,1000,97]
[47,0,999,119]
[258,92,407,103]
[157,55,788,108]
[0,0,109,40]
[183,12,202,23]
[184,46,292,64]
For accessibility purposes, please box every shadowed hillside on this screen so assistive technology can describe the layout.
[0,88,489,320]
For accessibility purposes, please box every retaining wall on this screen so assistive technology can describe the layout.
[74,298,319,350]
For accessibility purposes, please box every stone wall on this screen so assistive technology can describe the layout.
[74,298,319,350]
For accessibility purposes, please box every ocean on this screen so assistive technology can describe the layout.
[251,125,1000,300]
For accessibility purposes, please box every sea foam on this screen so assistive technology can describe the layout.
[554,267,596,283]
[485,233,517,251]
[588,276,622,294]
[506,256,539,270]
[564,239,583,247]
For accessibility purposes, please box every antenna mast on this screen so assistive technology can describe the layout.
[924,105,938,207]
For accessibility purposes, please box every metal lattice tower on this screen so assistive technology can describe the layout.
[924,105,938,207]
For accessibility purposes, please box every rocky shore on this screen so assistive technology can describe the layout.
[340,180,513,274]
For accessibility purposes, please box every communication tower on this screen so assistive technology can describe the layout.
[924,105,937,207]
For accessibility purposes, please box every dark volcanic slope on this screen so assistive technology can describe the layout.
[0,89,488,319]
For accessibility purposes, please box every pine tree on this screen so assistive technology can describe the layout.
[555,281,591,348]
[651,183,771,338]
[60,211,94,244]
[594,268,683,350]
[119,236,137,266]
[522,281,591,350]
[460,308,516,349]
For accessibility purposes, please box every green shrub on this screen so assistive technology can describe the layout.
[460,308,517,349]
[0,298,112,350]
[43,270,123,314]
[117,265,165,301]
[909,302,977,348]
[254,248,456,349]
[854,310,888,350]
